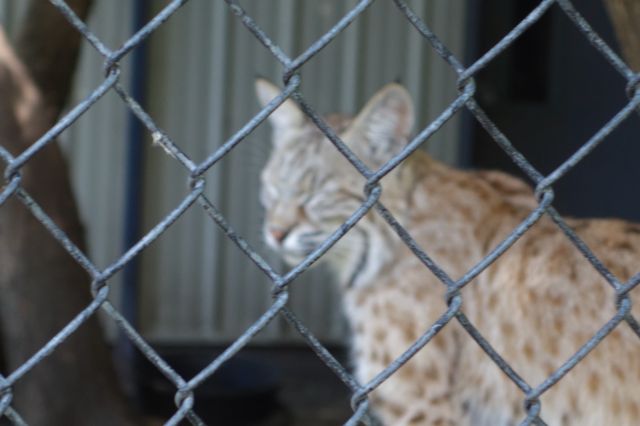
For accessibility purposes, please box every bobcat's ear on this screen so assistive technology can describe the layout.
[345,83,414,168]
[255,78,305,134]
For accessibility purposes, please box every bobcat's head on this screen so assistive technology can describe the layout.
[256,79,414,286]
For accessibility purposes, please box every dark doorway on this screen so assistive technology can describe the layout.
[468,1,640,221]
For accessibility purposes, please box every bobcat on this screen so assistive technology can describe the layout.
[255,79,640,425]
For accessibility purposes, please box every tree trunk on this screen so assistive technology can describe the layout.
[0,1,138,425]
[603,0,640,71]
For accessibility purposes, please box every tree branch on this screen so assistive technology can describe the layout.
[16,0,94,114]
[603,0,640,71]
[0,1,139,424]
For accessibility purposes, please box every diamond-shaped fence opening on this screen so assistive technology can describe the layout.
[0,0,639,425]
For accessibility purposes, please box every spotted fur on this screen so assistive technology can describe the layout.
[256,79,640,425]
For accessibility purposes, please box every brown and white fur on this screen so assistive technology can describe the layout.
[256,79,640,425]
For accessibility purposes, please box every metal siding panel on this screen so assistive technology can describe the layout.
[339,0,362,113]
[1,0,467,345]
[221,3,263,340]
[140,0,225,340]
[140,0,187,338]
[60,0,133,338]
[15,0,469,344]
[423,1,466,165]
[200,0,229,339]
[0,1,27,34]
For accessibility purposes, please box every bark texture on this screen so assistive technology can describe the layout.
[603,0,640,71]
[0,1,138,424]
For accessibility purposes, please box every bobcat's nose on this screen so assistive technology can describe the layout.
[269,226,292,244]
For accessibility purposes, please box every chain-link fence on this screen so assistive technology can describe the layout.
[1,0,639,425]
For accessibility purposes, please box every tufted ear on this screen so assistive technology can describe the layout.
[255,78,306,136]
[344,83,414,168]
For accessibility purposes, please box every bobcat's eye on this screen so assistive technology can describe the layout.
[305,189,362,221]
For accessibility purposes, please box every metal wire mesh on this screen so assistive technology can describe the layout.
[0,0,639,425]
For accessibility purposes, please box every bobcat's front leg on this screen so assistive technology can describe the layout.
[348,297,461,426]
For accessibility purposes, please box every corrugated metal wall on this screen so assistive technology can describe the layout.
[1,0,467,344]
